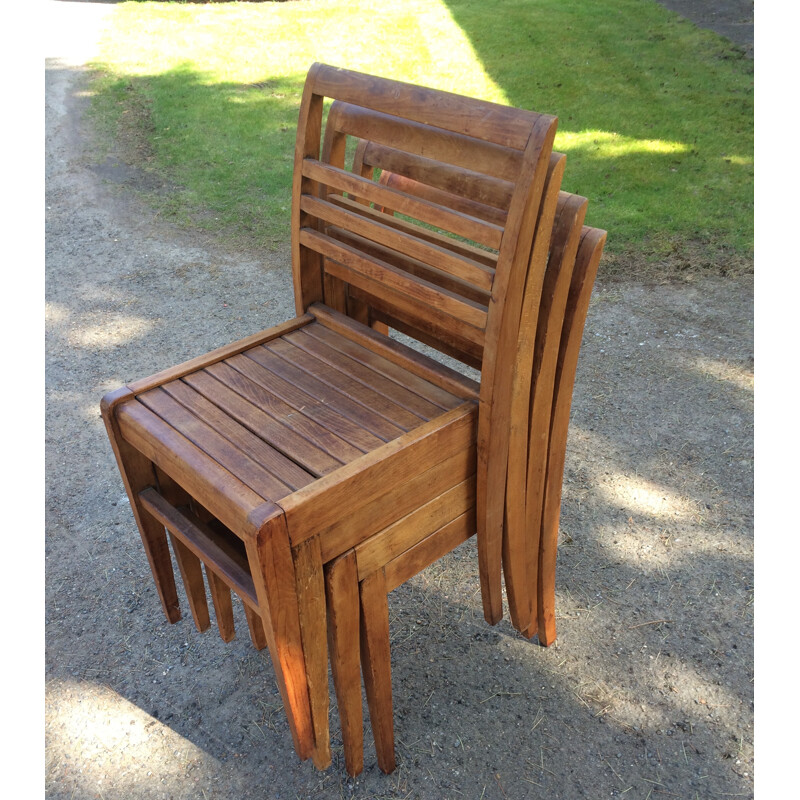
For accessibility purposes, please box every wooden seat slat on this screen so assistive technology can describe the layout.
[260,338,424,431]
[195,362,369,464]
[245,341,409,439]
[213,355,387,453]
[299,323,463,411]
[212,354,386,460]
[163,368,344,478]
[163,374,316,492]
[301,160,504,249]
[283,328,443,421]
[137,386,309,495]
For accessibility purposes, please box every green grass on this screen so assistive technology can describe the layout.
[89,0,753,266]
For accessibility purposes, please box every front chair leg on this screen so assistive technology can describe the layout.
[293,535,332,771]
[101,389,180,623]
[243,603,268,651]
[359,568,396,774]
[325,550,364,777]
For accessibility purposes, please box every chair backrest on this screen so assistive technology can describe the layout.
[291,64,557,370]
[291,64,563,625]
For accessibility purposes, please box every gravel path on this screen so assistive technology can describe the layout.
[45,3,754,798]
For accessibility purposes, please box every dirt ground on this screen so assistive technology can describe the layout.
[45,2,754,798]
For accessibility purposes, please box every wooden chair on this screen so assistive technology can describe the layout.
[101,63,568,771]
[321,136,606,773]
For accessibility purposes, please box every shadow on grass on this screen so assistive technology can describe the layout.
[439,0,753,259]
[91,62,306,247]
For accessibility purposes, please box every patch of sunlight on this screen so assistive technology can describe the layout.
[556,130,689,159]
[403,1,508,103]
[724,154,753,166]
[693,355,753,393]
[598,473,700,521]
[45,302,70,325]
[46,679,218,792]
[599,657,748,742]
[67,312,155,349]
[96,0,506,105]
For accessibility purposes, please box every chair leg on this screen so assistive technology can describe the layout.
[244,604,268,651]
[101,393,181,623]
[293,535,332,770]
[325,551,364,777]
[149,466,212,633]
[169,534,211,632]
[206,568,236,642]
[359,568,396,774]
[245,519,316,762]
[537,495,559,647]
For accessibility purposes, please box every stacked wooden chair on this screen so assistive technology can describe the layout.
[101,63,605,775]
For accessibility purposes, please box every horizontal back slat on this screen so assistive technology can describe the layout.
[326,227,491,307]
[310,66,546,150]
[299,228,489,333]
[293,64,559,379]
[326,101,526,183]
[300,194,494,291]
[379,172,508,228]
[327,195,498,268]
[360,141,514,212]
[302,159,503,250]
[348,286,485,369]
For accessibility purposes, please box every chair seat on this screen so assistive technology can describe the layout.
[113,307,477,540]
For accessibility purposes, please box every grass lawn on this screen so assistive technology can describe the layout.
[89,0,753,270]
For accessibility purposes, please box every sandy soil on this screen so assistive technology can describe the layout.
[45,2,753,798]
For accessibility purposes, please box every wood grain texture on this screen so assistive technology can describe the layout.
[293,535,331,769]
[279,403,477,546]
[359,568,396,774]
[244,604,268,651]
[537,226,606,646]
[325,551,364,777]
[101,389,181,623]
[518,192,587,637]
[206,568,236,643]
[99,64,603,777]
[170,534,210,633]
[245,511,316,761]
[476,115,559,625]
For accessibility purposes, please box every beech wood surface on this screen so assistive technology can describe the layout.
[358,569,395,774]
[325,551,363,777]
[499,153,567,633]
[537,226,606,645]
[101,63,603,777]
[518,192,588,637]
